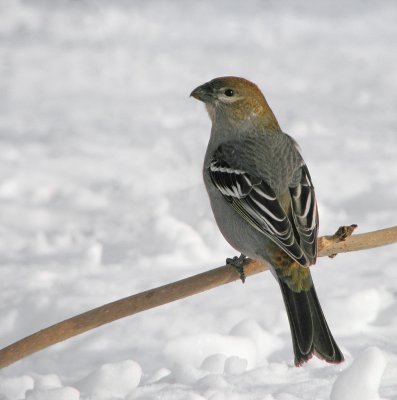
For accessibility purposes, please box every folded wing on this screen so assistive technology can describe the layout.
[209,155,316,266]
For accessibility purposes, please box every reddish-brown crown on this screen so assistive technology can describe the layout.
[191,76,280,132]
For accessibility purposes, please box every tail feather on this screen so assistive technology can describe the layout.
[278,277,344,366]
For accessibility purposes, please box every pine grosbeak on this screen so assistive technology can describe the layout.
[191,76,344,366]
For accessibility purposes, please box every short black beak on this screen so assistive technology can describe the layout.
[190,82,213,102]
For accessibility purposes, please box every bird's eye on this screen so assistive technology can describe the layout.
[224,89,234,97]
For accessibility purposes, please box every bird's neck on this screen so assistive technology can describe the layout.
[211,109,281,138]
[208,120,278,153]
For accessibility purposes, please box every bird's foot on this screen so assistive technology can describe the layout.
[226,253,247,283]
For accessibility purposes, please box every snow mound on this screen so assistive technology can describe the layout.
[330,347,386,400]
[163,333,257,369]
[171,363,208,385]
[230,319,283,362]
[31,374,62,390]
[194,373,228,391]
[25,387,80,400]
[224,356,248,375]
[200,354,227,374]
[0,375,34,400]
[327,289,390,335]
[76,360,142,399]
[146,367,171,383]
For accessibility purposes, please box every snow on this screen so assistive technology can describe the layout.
[25,387,80,400]
[201,355,228,375]
[1,0,397,399]
[76,360,142,399]
[223,356,248,375]
[230,319,284,362]
[0,375,34,400]
[330,347,387,400]
[163,332,257,369]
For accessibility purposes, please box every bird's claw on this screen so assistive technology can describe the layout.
[226,254,247,283]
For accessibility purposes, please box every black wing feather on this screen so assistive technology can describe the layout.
[289,164,318,264]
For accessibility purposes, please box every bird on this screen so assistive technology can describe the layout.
[190,76,344,366]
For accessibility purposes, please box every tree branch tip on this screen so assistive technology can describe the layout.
[333,224,358,242]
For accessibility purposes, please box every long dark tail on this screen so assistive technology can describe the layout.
[278,277,344,366]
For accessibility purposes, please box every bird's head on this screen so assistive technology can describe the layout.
[190,76,280,131]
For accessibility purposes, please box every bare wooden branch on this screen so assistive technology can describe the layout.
[1,225,396,369]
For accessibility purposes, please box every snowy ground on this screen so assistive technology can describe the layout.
[1,0,397,399]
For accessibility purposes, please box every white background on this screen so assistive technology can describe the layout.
[0,1,396,399]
